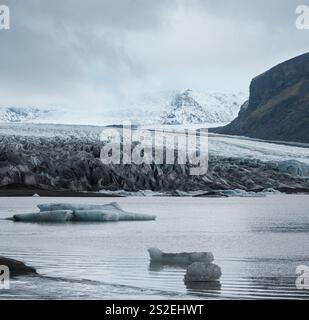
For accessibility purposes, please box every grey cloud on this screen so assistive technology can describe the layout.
[0,0,308,110]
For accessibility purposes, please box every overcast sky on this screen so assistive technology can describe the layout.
[0,0,308,111]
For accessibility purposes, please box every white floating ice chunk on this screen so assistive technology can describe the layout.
[13,210,73,222]
[37,202,121,212]
[262,188,281,194]
[223,189,265,197]
[73,209,156,222]
[184,262,222,282]
[148,248,214,264]
[11,202,156,223]
[73,210,119,222]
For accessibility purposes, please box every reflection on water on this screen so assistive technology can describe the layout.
[1,195,309,299]
[149,261,222,297]
[252,222,309,233]
[185,281,222,296]
[149,262,188,272]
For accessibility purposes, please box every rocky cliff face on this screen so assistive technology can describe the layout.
[212,52,309,143]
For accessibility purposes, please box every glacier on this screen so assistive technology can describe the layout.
[0,123,309,193]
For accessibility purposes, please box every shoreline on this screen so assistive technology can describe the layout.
[1,186,309,197]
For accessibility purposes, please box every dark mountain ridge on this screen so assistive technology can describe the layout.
[211,52,309,143]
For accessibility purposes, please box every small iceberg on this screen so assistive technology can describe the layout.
[222,189,265,197]
[73,210,119,222]
[148,248,214,264]
[37,202,121,212]
[184,262,222,282]
[148,248,222,284]
[9,202,156,223]
[12,210,73,222]
[262,188,281,195]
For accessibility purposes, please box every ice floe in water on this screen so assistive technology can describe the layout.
[148,248,222,283]
[222,189,266,197]
[148,248,214,264]
[12,210,73,222]
[184,262,222,282]
[73,210,119,222]
[99,189,282,198]
[37,202,121,212]
[9,202,156,223]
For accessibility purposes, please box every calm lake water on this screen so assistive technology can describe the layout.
[1,195,309,299]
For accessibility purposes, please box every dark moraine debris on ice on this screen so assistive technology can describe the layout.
[0,257,36,277]
[1,126,309,193]
[148,248,214,264]
[10,202,156,223]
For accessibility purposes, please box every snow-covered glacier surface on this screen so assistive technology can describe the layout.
[0,123,308,165]
[208,133,309,165]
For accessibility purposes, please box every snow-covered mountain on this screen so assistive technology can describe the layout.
[0,107,55,123]
[160,89,247,125]
[0,90,247,126]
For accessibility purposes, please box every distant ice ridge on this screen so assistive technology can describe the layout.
[0,106,55,123]
[98,189,282,197]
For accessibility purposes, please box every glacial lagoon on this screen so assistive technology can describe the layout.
[1,195,309,299]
